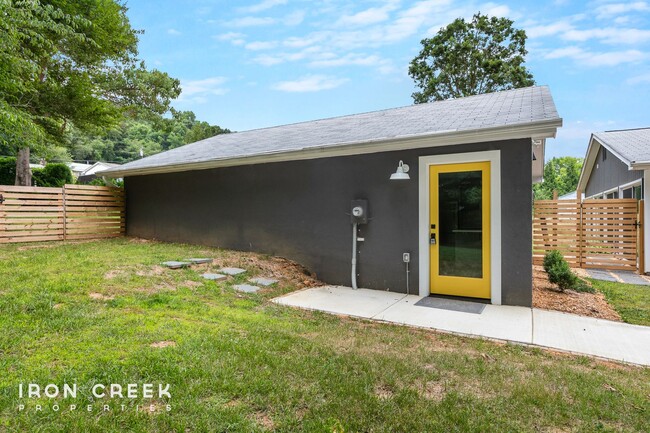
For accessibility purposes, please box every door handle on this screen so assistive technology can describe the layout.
[430,232,436,245]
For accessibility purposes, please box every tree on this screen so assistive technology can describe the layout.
[184,121,231,144]
[533,157,583,200]
[0,0,180,185]
[408,13,535,103]
[66,110,230,163]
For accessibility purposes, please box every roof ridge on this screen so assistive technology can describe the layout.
[600,127,650,133]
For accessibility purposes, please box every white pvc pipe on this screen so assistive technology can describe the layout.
[351,222,358,289]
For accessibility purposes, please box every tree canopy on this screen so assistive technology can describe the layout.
[0,0,181,184]
[408,13,535,103]
[533,156,584,200]
[66,109,230,164]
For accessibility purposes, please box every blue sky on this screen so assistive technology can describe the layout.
[126,0,650,159]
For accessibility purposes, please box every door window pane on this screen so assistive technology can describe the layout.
[438,170,483,278]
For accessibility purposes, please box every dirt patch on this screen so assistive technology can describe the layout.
[53,303,64,309]
[104,269,126,279]
[374,384,394,400]
[150,341,176,348]
[533,266,621,321]
[214,252,321,289]
[420,380,446,401]
[89,292,114,301]
[136,265,167,277]
[180,280,202,289]
[17,244,58,251]
[128,237,152,243]
[251,411,275,430]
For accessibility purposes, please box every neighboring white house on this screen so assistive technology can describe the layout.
[577,127,650,271]
[67,162,94,178]
[66,161,121,180]
[81,162,120,176]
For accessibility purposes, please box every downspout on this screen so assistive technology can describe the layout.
[351,222,358,289]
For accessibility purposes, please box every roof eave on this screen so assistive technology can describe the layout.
[100,118,562,178]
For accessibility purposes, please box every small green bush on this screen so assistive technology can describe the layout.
[543,250,594,293]
[0,157,16,185]
[32,163,74,187]
[89,177,123,188]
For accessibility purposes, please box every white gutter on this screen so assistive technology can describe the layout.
[99,118,562,178]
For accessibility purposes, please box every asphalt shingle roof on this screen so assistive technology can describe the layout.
[102,86,560,176]
[593,128,650,165]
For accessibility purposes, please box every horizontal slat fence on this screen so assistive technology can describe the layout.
[0,184,124,243]
[533,198,642,271]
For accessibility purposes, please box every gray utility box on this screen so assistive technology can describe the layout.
[350,199,369,224]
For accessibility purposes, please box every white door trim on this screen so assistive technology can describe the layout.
[418,150,502,305]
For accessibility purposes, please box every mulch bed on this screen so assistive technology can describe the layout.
[532,265,621,321]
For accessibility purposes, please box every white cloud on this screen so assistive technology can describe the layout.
[167,28,182,36]
[272,75,349,92]
[335,2,399,27]
[283,10,306,26]
[526,21,574,38]
[545,46,584,59]
[627,72,650,84]
[586,50,647,66]
[561,27,650,44]
[238,0,287,14]
[309,54,383,67]
[227,16,276,27]
[214,32,246,46]
[245,41,278,50]
[544,46,647,66]
[252,46,324,66]
[483,3,511,18]
[178,77,229,103]
[595,2,650,20]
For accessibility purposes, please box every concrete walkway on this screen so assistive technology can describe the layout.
[273,286,650,366]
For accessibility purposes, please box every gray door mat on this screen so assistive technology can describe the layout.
[414,296,486,314]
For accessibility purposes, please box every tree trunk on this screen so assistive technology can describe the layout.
[15,147,32,186]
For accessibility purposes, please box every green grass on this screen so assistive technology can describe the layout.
[590,279,650,326]
[0,238,649,432]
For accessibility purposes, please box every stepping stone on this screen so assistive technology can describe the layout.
[249,277,278,287]
[202,273,227,281]
[187,258,213,264]
[161,261,191,269]
[233,284,260,293]
[220,267,246,276]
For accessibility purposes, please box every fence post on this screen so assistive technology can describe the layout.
[639,200,645,275]
[578,200,583,268]
[62,185,67,241]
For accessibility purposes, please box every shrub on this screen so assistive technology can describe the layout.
[543,250,594,293]
[0,157,16,185]
[32,163,74,187]
[89,177,124,188]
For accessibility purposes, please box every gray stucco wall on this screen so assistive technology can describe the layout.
[125,138,533,306]
[585,146,643,197]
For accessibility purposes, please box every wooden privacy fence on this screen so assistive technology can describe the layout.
[533,199,643,272]
[0,184,125,244]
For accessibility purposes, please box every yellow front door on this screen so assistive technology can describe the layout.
[429,162,490,299]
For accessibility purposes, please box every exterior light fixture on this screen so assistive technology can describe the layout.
[390,160,410,180]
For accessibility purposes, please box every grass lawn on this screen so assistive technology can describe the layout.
[590,279,650,326]
[0,238,649,432]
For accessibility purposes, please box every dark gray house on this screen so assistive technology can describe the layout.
[577,127,650,271]
[101,86,562,307]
